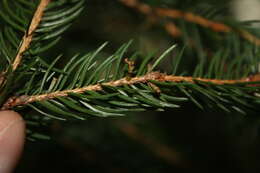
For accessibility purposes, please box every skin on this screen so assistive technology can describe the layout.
[0,111,25,173]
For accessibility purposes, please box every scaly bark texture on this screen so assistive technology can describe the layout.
[12,0,51,71]
[2,72,258,110]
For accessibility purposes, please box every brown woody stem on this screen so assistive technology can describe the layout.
[12,0,51,71]
[1,72,255,110]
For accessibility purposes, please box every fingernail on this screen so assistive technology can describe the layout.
[0,111,25,173]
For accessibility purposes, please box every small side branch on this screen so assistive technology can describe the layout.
[12,0,50,71]
[1,72,256,110]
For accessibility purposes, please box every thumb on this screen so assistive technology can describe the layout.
[0,111,25,173]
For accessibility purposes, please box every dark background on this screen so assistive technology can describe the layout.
[16,0,260,172]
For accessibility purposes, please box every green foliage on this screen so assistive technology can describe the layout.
[0,0,260,140]
[0,0,84,105]
[18,41,260,121]
[0,0,83,69]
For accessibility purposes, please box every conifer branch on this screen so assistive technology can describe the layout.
[12,0,50,71]
[118,0,260,46]
[0,0,259,142]
[2,72,257,110]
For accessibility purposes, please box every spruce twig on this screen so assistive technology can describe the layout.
[0,0,259,126]
[2,72,258,110]
[12,0,50,71]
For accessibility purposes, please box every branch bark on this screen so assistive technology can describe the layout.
[2,72,258,110]
[12,0,50,71]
